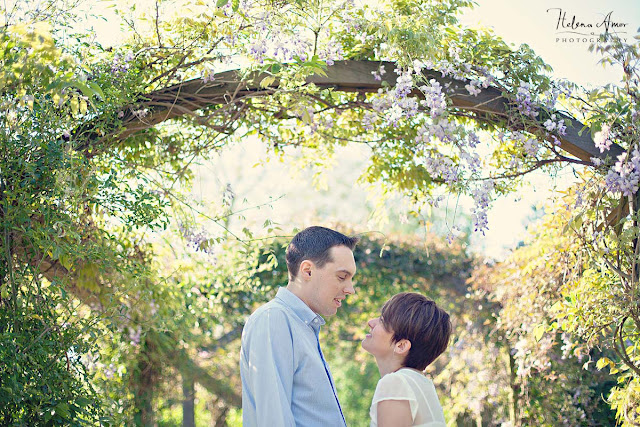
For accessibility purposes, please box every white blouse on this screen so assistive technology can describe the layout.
[369,368,447,427]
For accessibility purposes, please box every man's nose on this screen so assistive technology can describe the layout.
[344,280,355,295]
[367,318,376,328]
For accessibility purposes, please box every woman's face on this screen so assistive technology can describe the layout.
[361,316,395,358]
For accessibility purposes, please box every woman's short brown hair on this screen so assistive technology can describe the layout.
[381,292,452,371]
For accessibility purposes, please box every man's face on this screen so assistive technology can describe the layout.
[302,245,357,317]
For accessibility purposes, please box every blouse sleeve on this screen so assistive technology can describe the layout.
[370,372,418,422]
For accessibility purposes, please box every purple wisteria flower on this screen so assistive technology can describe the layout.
[415,125,430,145]
[223,183,235,207]
[321,116,334,129]
[129,326,142,346]
[471,180,494,234]
[429,119,457,143]
[132,109,149,119]
[371,65,386,81]
[419,79,447,118]
[203,68,216,84]
[515,82,539,118]
[543,114,566,136]
[423,154,459,184]
[249,40,268,63]
[467,132,480,148]
[460,150,481,173]
[605,150,640,196]
[148,300,158,316]
[513,131,540,156]
[465,81,481,96]
[104,363,116,379]
[111,51,134,73]
[178,222,214,253]
[523,137,540,156]
[320,40,344,66]
[272,40,290,61]
[542,88,560,109]
[362,111,377,131]
[594,124,612,152]
[371,91,391,112]
[394,70,414,98]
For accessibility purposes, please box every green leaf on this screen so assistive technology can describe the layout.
[76,397,92,407]
[216,0,229,7]
[60,255,73,271]
[232,0,239,12]
[55,402,70,418]
[87,81,104,99]
[71,81,96,100]
[596,357,612,370]
[260,75,276,88]
[312,66,328,77]
[533,324,545,342]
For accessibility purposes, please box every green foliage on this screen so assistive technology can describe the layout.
[1,0,638,424]
[0,4,173,423]
[0,276,105,425]
[467,188,622,425]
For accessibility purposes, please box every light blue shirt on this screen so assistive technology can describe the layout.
[240,287,347,427]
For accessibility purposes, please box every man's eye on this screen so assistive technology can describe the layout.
[339,276,346,281]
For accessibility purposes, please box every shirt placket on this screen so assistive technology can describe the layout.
[311,318,347,426]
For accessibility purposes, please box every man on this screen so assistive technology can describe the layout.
[240,226,358,426]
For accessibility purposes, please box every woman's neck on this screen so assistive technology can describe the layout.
[375,356,403,377]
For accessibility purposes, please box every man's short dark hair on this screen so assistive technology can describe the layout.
[381,292,452,371]
[286,226,358,280]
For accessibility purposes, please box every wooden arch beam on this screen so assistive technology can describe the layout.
[97,60,623,162]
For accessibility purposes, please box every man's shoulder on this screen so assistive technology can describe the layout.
[246,296,291,325]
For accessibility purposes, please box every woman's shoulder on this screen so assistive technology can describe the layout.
[396,368,435,383]
[373,370,416,398]
[396,369,442,396]
[377,368,428,383]
[375,370,406,390]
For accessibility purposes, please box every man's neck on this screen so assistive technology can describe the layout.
[286,281,312,310]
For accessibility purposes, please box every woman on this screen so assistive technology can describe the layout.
[362,292,451,427]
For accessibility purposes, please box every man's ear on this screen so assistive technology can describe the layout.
[299,260,313,280]
[395,339,411,356]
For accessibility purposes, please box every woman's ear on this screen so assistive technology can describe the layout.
[394,339,411,356]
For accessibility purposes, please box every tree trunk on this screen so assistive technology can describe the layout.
[507,347,520,426]
[183,372,196,427]
[133,336,157,427]
[213,405,228,427]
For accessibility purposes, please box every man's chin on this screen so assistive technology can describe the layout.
[323,307,338,317]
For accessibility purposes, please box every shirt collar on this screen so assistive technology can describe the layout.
[276,287,326,328]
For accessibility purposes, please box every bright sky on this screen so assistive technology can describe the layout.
[460,0,639,87]
[75,0,640,259]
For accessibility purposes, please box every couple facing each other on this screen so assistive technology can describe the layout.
[240,226,451,426]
